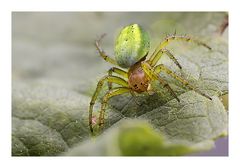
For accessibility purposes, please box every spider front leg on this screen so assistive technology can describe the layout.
[95,34,118,66]
[89,75,128,133]
[148,34,212,67]
[154,64,212,100]
[98,87,131,132]
[148,48,182,68]
[107,68,141,105]
[141,62,180,102]
[108,67,128,90]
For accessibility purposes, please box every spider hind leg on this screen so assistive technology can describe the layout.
[89,75,128,134]
[141,62,180,102]
[108,67,128,90]
[98,87,130,132]
[154,64,212,100]
[148,34,211,67]
[95,34,118,66]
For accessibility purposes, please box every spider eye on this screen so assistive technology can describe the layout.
[133,84,138,89]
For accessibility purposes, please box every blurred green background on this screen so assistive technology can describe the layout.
[12,12,228,156]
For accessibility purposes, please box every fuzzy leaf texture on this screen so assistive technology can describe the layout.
[12,12,228,156]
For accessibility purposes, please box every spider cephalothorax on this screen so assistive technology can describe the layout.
[128,57,150,93]
[89,23,212,134]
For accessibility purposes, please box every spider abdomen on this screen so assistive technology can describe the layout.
[114,24,150,68]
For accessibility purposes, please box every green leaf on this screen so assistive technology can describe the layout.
[12,12,228,156]
[12,84,90,156]
[64,120,215,156]
[64,91,227,156]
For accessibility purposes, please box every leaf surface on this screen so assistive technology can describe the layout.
[12,12,228,156]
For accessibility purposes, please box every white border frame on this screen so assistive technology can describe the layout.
[1,0,239,168]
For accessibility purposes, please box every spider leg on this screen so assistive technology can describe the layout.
[141,62,180,102]
[155,75,180,102]
[148,34,211,66]
[89,75,128,133]
[154,64,212,100]
[98,87,131,132]
[148,48,182,68]
[95,34,118,66]
[108,67,128,90]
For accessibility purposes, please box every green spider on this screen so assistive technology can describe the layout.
[89,23,212,134]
